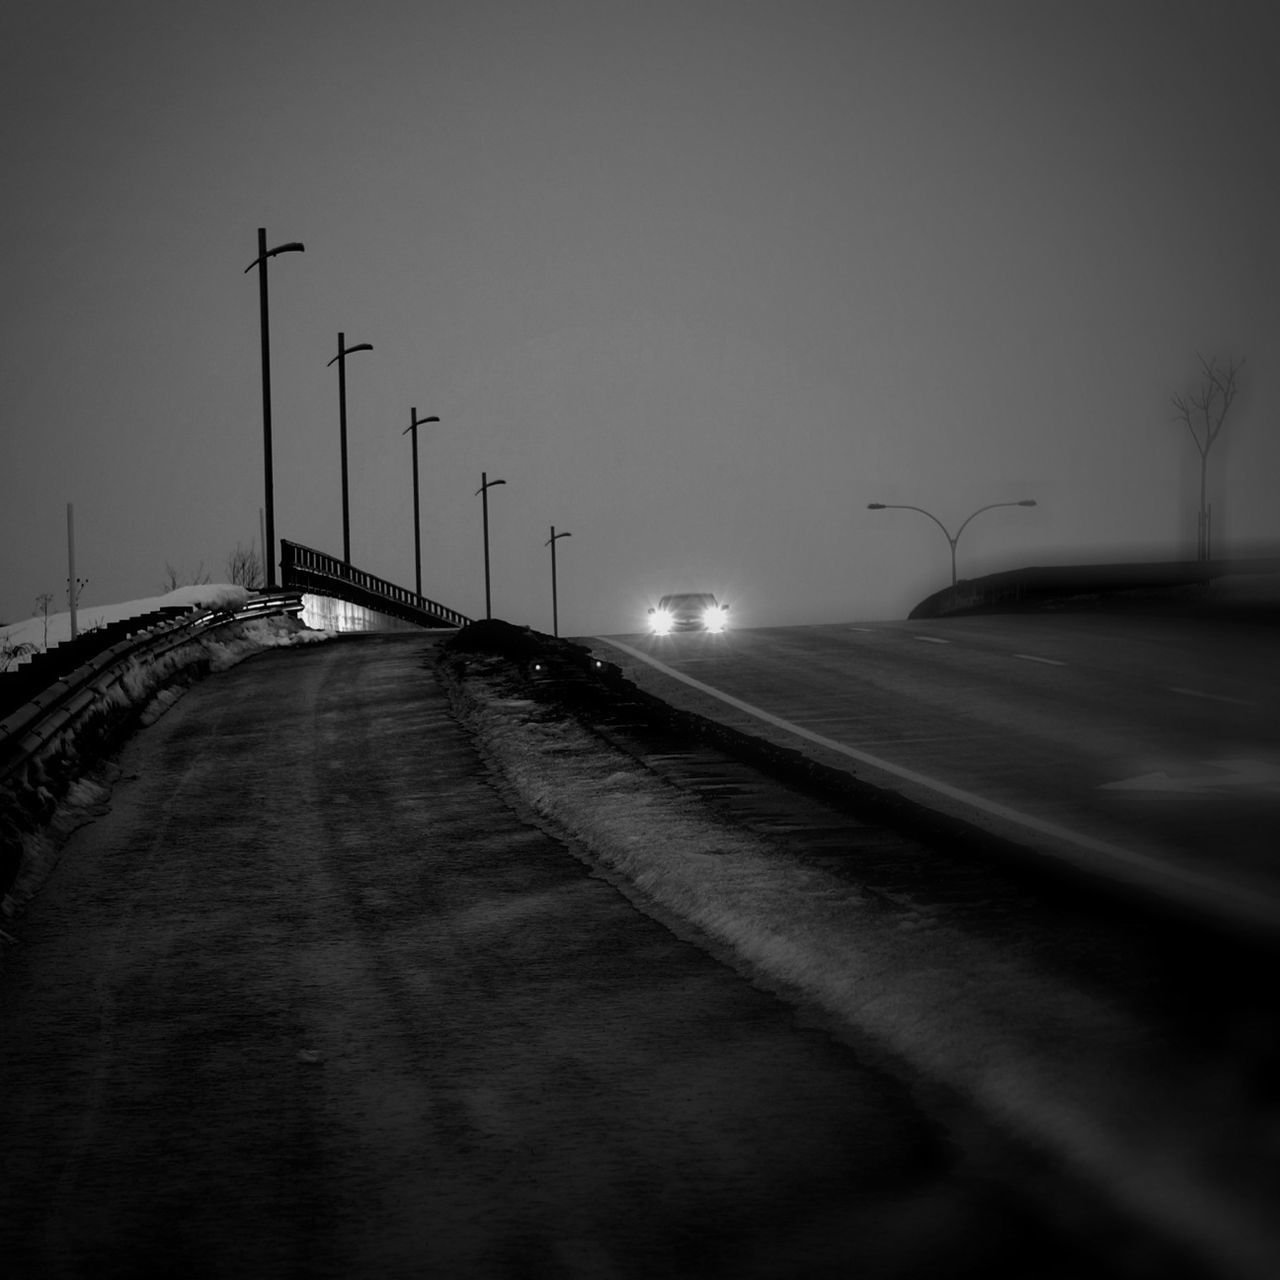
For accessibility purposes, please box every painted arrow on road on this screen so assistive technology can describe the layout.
[1100,758,1280,794]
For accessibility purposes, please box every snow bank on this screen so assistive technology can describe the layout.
[444,659,1280,1280]
[204,615,330,671]
[1,583,253,660]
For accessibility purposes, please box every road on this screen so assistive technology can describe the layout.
[0,633,1158,1280]
[596,611,1280,933]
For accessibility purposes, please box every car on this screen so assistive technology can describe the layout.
[647,592,729,635]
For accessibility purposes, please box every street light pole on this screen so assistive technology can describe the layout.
[867,499,1037,586]
[327,332,373,564]
[475,472,507,620]
[545,525,572,637]
[402,409,439,598]
[244,227,304,589]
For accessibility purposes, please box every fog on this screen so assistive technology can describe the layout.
[2,1,1277,635]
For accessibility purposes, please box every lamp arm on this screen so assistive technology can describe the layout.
[953,501,1020,544]
[892,504,956,546]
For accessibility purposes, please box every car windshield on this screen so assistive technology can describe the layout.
[660,594,717,611]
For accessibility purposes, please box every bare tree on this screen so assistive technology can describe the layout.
[1171,354,1244,561]
[225,543,262,589]
[34,593,53,650]
[161,561,211,592]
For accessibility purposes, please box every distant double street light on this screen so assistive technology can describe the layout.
[867,499,1037,587]
[245,227,305,589]
[545,525,572,637]
[327,332,374,564]
[402,408,439,598]
[476,472,507,619]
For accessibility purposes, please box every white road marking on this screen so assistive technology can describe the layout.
[913,635,949,644]
[1015,653,1066,666]
[847,627,875,632]
[1167,685,1258,709]
[595,635,1280,929]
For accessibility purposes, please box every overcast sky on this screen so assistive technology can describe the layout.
[2,1,1277,635]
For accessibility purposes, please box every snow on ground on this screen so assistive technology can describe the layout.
[446,659,1280,1280]
[1,584,254,663]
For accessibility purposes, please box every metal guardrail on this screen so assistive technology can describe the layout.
[0,592,303,786]
[280,540,472,629]
[0,606,194,718]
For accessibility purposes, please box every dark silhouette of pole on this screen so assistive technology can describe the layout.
[67,502,78,640]
[244,228,304,588]
[545,526,572,637]
[476,472,507,619]
[402,409,439,597]
[327,332,373,563]
[867,499,1037,586]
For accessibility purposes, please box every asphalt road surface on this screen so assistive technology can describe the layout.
[0,634,1180,1280]
[597,612,1280,934]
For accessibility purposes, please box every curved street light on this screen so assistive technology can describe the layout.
[867,499,1037,586]
[327,333,373,563]
[402,409,439,598]
[545,526,572,637]
[244,228,305,588]
[475,472,507,619]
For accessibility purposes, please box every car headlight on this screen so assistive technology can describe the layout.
[650,609,673,634]
[703,606,727,632]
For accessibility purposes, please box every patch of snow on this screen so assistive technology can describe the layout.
[204,615,330,671]
[1,584,254,660]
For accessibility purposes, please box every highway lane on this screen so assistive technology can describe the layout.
[595,612,1280,932]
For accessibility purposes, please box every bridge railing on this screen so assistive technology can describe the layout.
[280,541,472,630]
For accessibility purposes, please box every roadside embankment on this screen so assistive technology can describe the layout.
[910,559,1280,620]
